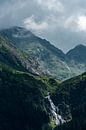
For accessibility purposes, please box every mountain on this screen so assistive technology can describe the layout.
[0,56,60,130]
[0,26,86,80]
[0,26,71,80]
[51,72,86,130]
[0,26,65,60]
[66,44,86,78]
[0,34,60,130]
[0,60,86,130]
[0,27,86,130]
[67,44,86,63]
[0,35,44,75]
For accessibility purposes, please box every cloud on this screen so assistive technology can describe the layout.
[64,15,78,31]
[0,0,30,28]
[77,16,86,31]
[64,14,86,32]
[0,0,86,52]
[36,0,64,12]
[23,15,48,33]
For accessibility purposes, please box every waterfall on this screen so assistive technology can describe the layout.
[46,93,66,125]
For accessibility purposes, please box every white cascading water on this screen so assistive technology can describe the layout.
[46,93,66,125]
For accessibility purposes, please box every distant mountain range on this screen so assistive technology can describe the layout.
[0,26,86,80]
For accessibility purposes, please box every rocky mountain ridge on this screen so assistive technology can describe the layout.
[0,26,86,80]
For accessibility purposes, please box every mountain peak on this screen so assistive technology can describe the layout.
[67,44,86,53]
[67,44,86,63]
[74,44,86,49]
[0,26,35,39]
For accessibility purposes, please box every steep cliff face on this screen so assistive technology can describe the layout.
[52,73,86,130]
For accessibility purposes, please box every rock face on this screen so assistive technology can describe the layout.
[0,35,44,76]
[52,72,86,130]
[0,26,86,80]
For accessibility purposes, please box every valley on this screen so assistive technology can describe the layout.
[0,26,86,130]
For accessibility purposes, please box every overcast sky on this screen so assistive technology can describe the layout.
[0,0,86,52]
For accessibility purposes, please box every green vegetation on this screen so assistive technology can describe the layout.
[52,73,86,130]
[0,36,27,71]
[0,26,86,130]
[37,76,60,93]
[0,65,50,130]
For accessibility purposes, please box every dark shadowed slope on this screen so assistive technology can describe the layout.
[52,72,86,130]
[0,65,50,130]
